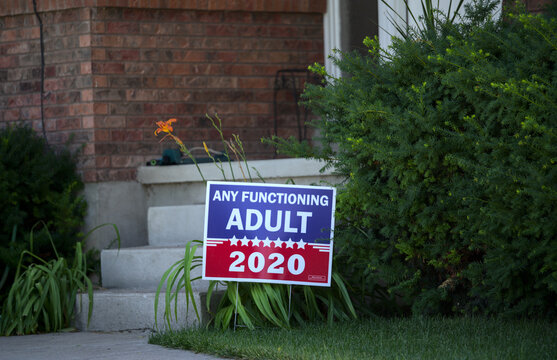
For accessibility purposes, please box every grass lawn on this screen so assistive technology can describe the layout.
[149,316,557,359]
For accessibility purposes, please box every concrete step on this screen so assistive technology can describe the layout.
[148,205,206,246]
[74,289,206,332]
[101,246,209,291]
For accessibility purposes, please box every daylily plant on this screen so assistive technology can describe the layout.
[154,118,176,136]
[154,118,205,180]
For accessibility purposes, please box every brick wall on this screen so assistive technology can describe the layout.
[1,1,325,182]
[89,7,323,182]
[0,6,95,172]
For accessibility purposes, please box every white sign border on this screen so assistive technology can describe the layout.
[201,180,336,287]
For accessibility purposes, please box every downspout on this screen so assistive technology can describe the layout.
[32,0,47,144]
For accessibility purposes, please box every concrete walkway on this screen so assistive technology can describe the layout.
[0,330,225,360]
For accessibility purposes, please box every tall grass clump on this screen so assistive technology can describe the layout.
[0,224,93,335]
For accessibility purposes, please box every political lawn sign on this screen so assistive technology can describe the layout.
[202,181,336,287]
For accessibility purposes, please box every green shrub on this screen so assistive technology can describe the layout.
[0,126,86,299]
[269,1,557,318]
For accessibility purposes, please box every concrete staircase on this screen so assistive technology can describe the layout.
[74,205,209,331]
[75,159,341,331]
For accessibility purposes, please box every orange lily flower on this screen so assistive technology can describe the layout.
[154,118,176,136]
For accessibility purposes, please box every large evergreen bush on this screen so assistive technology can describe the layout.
[270,0,557,317]
[0,126,86,299]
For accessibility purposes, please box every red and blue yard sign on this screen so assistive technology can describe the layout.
[202,181,336,287]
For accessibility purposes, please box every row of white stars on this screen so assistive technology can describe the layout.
[228,236,306,249]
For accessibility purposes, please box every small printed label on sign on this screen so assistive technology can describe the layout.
[202,181,336,287]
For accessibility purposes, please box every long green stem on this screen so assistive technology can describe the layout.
[206,114,236,181]
[168,133,206,182]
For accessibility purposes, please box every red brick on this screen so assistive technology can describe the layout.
[159,8,196,21]
[174,128,213,141]
[126,89,159,101]
[206,77,238,88]
[96,116,126,128]
[236,25,269,38]
[206,24,238,36]
[7,94,40,107]
[83,115,95,128]
[79,34,91,47]
[170,50,207,62]
[44,119,57,131]
[91,21,105,33]
[269,25,302,38]
[143,103,176,114]
[140,49,159,61]
[55,91,81,104]
[176,103,208,114]
[81,89,93,102]
[123,35,157,48]
[100,35,124,47]
[155,77,174,88]
[68,103,94,116]
[92,62,125,74]
[0,42,30,55]
[236,51,284,63]
[174,23,204,35]
[208,0,228,10]
[251,0,264,11]
[0,29,18,42]
[44,65,56,78]
[238,77,269,89]
[223,12,252,23]
[222,64,254,76]
[207,103,239,115]
[95,155,110,168]
[126,116,158,128]
[158,63,193,75]
[174,76,208,88]
[56,117,81,130]
[3,109,21,121]
[106,49,140,61]
[44,105,69,118]
[21,106,41,120]
[125,62,156,74]
[207,51,237,62]
[111,129,143,142]
[244,103,270,114]
[91,49,106,61]
[0,56,18,68]
[79,62,91,74]
[196,11,223,22]
[94,89,126,101]
[106,21,140,34]
[93,75,108,87]
[94,129,111,141]
[109,102,143,115]
[122,8,157,21]
[93,103,108,114]
[160,89,194,101]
